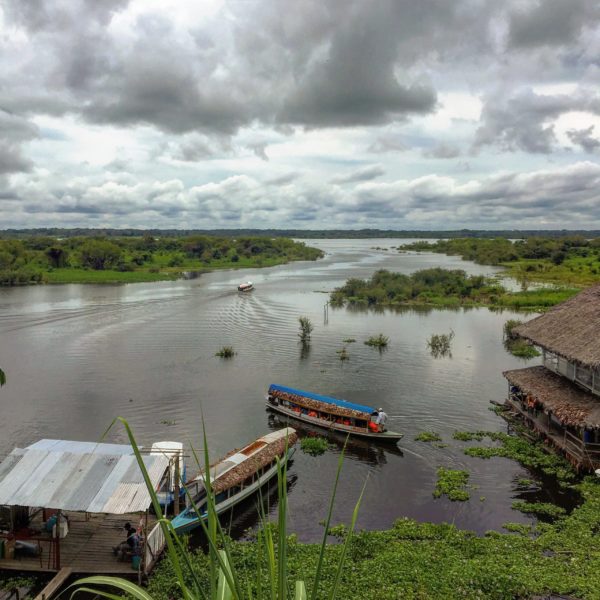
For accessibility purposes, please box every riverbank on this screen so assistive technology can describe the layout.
[0,235,324,285]
[404,237,600,288]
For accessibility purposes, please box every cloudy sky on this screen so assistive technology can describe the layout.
[1,0,600,230]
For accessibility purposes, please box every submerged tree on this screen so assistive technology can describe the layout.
[0,368,5,387]
[427,330,455,358]
[298,316,314,343]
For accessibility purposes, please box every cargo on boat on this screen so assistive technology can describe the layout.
[266,384,403,443]
[171,428,297,534]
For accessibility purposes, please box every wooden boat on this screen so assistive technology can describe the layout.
[266,384,403,443]
[238,281,253,292]
[171,428,297,534]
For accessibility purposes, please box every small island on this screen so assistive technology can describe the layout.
[0,234,323,285]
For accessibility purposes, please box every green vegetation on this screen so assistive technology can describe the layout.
[0,235,323,285]
[415,431,442,442]
[336,347,350,361]
[300,437,330,456]
[343,338,356,343]
[505,339,541,358]
[461,431,575,487]
[427,330,455,357]
[404,236,600,286]
[330,267,580,311]
[453,431,486,442]
[298,316,314,343]
[503,319,541,358]
[364,334,389,348]
[511,501,567,520]
[433,467,470,501]
[215,346,236,358]
[0,368,5,387]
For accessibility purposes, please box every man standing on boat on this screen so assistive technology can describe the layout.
[376,408,388,432]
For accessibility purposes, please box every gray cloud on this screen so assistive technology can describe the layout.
[567,126,600,153]
[423,143,461,159]
[331,165,385,185]
[508,0,598,48]
[474,88,600,153]
[367,135,407,154]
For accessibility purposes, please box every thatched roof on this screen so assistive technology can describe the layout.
[514,283,600,368]
[504,365,600,429]
[271,389,372,419]
[210,431,298,494]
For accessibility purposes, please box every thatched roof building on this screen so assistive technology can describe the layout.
[504,366,600,429]
[514,283,600,368]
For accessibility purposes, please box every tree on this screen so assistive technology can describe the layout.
[46,246,69,268]
[79,239,122,270]
[298,316,313,343]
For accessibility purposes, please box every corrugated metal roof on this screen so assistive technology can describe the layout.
[0,440,170,514]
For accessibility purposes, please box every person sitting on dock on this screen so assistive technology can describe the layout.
[375,408,388,432]
[112,523,140,561]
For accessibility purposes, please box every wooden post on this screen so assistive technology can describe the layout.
[174,453,181,516]
[55,511,61,570]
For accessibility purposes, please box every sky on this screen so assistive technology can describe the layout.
[1,0,600,230]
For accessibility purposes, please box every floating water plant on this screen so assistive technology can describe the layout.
[301,436,330,456]
[433,467,470,501]
[415,431,442,442]
[511,501,566,519]
[215,346,236,358]
[364,334,389,348]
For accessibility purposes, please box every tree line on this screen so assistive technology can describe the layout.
[0,235,323,285]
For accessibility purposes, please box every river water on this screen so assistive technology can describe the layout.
[0,239,573,540]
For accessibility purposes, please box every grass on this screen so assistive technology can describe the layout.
[364,334,389,348]
[300,437,330,456]
[433,467,470,501]
[414,431,442,442]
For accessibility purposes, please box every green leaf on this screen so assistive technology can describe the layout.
[69,576,154,600]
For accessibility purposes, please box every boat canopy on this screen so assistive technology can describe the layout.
[269,384,375,415]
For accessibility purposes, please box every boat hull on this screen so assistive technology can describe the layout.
[266,403,403,442]
[172,447,295,534]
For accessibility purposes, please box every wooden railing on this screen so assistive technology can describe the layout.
[507,394,600,470]
[144,522,165,575]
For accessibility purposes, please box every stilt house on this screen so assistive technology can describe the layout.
[503,283,600,471]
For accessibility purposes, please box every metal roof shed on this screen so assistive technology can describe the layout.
[0,439,171,575]
[0,440,169,514]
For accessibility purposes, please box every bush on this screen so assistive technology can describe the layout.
[364,334,389,348]
[215,346,235,358]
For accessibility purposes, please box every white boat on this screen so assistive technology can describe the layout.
[238,281,253,292]
[151,441,186,509]
[171,428,297,534]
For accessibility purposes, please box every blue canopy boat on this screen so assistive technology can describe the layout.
[266,384,403,443]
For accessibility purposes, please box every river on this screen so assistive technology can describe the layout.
[0,239,573,540]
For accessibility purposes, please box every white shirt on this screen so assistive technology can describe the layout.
[376,411,388,425]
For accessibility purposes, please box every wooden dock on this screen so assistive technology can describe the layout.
[0,511,157,576]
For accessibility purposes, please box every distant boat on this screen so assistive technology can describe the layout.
[238,282,253,292]
[171,428,297,534]
[266,384,403,443]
